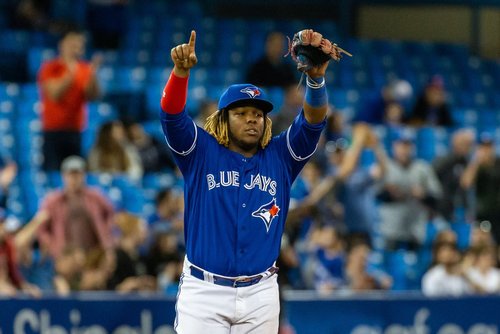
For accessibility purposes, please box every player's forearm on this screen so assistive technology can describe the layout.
[303,76,328,124]
[161,70,189,114]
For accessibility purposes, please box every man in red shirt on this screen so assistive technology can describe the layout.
[38,28,101,171]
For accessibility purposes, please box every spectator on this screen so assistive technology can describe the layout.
[304,224,346,293]
[36,156,115,260]
[461,133,500,244]
[378,130,443,250]
[53,246,85,294]
[406,75,453,127]
[422,242,471,296]
[246,31,296,88]
[106,212,156,292]
[38,27,102,171]
[88,121,143,181]
[296,123,387,243]
[465,245,500,294]
[344,239,392,291]
[125,120,176,172]
[272,85,304,134]
[384,101,405,128]
[148,189,184,236]
[0,213,44,296]
[144,228,183,295]
[0,155,17,211]
[433,128,475,222]
[79,247,111,291]
[469,224,496,248]
[353,79,413,125]
[323,108,347,142]
[194,99,218,127]
[434,229,458,246]
[11,0,51,30]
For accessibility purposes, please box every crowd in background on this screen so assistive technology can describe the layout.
[0,0,499,298]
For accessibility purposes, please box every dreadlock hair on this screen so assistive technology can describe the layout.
[204,109,273,149]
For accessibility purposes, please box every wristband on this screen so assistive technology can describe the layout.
[305,76,327,107]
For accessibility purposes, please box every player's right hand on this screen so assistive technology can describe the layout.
[171,30,198,76]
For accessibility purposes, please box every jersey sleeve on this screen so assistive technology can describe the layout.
[277,110,326,180]
[160,109,199,173]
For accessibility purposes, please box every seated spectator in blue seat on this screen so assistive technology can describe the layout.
[302,224,346,293]
[88,121,143,181]
[422,241,471,296]
[245,31,296,88]
[144,227,183,296]
[147,189,184,248]
[345,238,392,291]
[272,84,304,134]
[124,120,176,172]
[353,79,413,125]
[464,245,500,295]
[106,212,156,292]
[406,75,453,127]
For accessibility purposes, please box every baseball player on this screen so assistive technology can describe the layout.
[160,30,331,333]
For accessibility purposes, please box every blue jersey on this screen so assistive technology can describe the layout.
[161,109,325,276]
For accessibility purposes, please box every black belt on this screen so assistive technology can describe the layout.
[189,265,278,288]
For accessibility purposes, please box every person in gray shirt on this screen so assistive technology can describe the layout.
[378,130,443,250]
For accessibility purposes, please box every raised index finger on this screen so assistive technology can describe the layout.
[188,30,196,49]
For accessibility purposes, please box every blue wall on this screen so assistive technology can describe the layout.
[1,292,499,334]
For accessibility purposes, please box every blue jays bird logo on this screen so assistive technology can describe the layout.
[252,198,280,232]
[240,87,261,98]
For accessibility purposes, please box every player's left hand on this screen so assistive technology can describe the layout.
[306,61,329,79]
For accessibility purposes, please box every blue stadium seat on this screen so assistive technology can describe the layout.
[451,108,477,128]
[451,222,471,250]
[384,250,410,290]
[147,66,171,85]
[416,127,446,162]
[0,100,15,120]
[145,84,162,119]
[0,30,31,52]
[115,66,147,91]
[87,102,118,125]
[21,83,40,100]
[0,83,21,101]
[329,89,350,109]
[266,87,285,113]
[46,171,63,189]
[27,48,56,80]
[142,172,177,190]
[119,50,152,66]
[477,109,498,131]
[96,66,119,94]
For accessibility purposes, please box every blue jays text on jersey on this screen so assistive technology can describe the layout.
[161,109,325,277]
[206,172,277,196]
